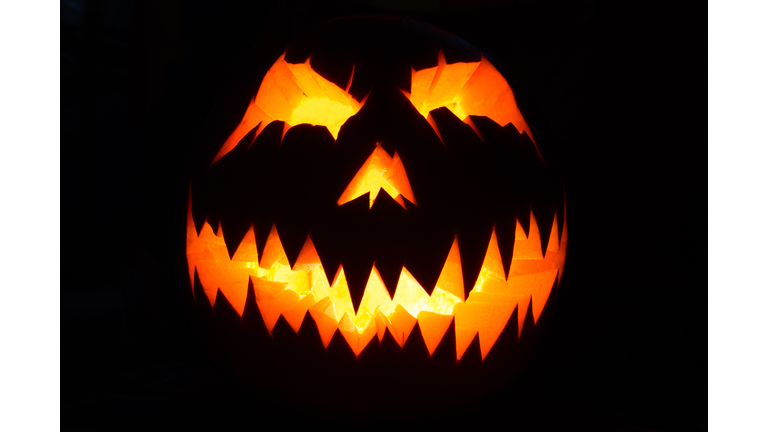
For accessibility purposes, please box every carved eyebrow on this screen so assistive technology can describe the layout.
[212,53,362,165]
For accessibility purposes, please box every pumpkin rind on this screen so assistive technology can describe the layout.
[181,16,566,415]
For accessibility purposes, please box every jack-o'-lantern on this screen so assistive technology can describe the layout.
[181,16,566,416]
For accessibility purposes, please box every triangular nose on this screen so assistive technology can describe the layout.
[337,142,417,209]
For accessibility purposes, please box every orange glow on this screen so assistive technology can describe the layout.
[212,54,363,164]
[187,197,566,361]
[337,143,417,208]
[407,51,538,151]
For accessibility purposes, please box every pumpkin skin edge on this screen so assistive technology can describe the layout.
[175,15,568,419]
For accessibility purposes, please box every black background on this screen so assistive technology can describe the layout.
[61,0,704,430]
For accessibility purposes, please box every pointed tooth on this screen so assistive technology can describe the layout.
[282,293,319,334]
[334,195,372,313]
[324,326,357,361]
[250,275,300,335]
[404,214,453,296]
[296,310,326,354]
[322,264,343,296]
[531,203,556,258]
[231,225,258,262]
[357,332,383,360]
[374,259,404,299]
[254,218,273,264]
[401,321,431,362]
[495,218,516,280]
[312,194,367,292]
[513,211,543,261]
[259,224,289,269]
[270,314,298,341]
[273,125,334,263]
[194,221,223,307]
[308,297,340,349]
[516,208,531,238]
[357,267,393,318]
[457,223,494,299]
[274,220,309,269]
[517,295,531,338]
[369,191,408,297]
[482,228,506,281]
[455,291,516,361]
[341,255,372,315]
[342,258,374,314]
[374,310,389,342]
[338,313,359,354]
[476,297,516,361]
[212,288,240,325]
[530,270,558,324]
[378,323,403,358]
[417,311,454,356]
[519,298,536,339]
[243,120,282,257]
[338,312,378,357]
[405,253,452,297]
[435,235,464,302]
[546,214,560,253]
[431,317,457,366]
[241,279,270,340]
[193,269,210,309]
[455,324,480,364]
[459,338,484,368]
[385,304,417,348]
[293,236,322,271]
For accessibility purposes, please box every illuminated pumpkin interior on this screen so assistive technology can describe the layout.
[337,143,417,209]
[187,197,566,360]
[212,54,363,164]
[406,51,540,157]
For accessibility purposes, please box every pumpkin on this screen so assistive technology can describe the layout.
[182,16,566,415]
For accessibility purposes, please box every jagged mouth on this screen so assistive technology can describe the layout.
[186,197,566,361]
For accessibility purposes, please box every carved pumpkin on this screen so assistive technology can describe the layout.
[182,16,566,414]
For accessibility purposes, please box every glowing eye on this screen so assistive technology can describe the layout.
[212,54,363,165]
